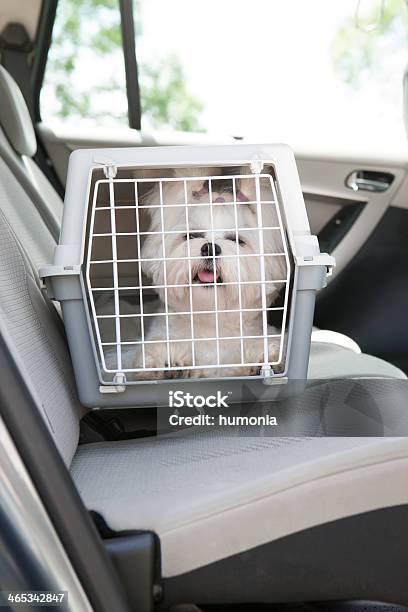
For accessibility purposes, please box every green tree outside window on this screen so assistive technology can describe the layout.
[43,0,204,132]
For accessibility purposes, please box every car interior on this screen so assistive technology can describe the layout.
[0,1,408,611]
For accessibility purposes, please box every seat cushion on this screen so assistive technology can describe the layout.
[311,328,361,353]
[308,341,406,379]
[71,434,408,578]
[0,65,37,157]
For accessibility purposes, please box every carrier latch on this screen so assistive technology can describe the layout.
[294,253,335,291]
[92,158,118,179]
[250,158,264,174]
[99,372,126,394]
[296,253,335,275]
[39,264,82,300]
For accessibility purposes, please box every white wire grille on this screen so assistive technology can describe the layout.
[84,169,292,382]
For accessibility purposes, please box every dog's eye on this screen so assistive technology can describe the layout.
[225,234,246,246]
[183,232,205,240]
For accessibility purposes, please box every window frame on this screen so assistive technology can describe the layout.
[119,0,141,130]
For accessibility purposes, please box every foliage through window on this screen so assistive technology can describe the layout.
[41,0,128,127]
[41,0,204,131]
[42,0,408,146]
[134,0,408,145]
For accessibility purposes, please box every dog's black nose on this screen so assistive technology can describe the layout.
[201,242,221,257]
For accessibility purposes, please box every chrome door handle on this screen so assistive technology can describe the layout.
[346,170,394,193]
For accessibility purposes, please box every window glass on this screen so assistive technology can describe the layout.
[134,0,408,146]
[41,0,128,127]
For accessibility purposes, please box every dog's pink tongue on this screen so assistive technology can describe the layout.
[198,270,215,283]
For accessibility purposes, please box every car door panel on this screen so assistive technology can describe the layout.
[315,205,408,373]
[297,157,406,280]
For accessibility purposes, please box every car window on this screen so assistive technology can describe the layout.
[41,0,128,128]
[134,0,408,146]
[40,0,408,149]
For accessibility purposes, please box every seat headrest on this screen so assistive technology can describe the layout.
[0,65,36,157]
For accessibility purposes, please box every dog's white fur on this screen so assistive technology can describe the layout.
[111,167,286,379]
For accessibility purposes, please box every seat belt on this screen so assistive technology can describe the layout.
[0,23,35,121]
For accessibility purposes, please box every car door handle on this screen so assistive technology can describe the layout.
[345,170,394,193]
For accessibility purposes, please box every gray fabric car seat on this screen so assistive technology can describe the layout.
[0,204,83,464]
[0,153,55,271]
[0,132,408,604]
[72,433,408,585]
[0,64,62,264]
[0,64,63,223]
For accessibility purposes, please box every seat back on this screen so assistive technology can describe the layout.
[0,150,56,269]
[0,65,62,266]
[0,162,83,465]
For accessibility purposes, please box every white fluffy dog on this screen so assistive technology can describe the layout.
[119,168,286,379]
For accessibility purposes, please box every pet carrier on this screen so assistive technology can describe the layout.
[40,144,334,408]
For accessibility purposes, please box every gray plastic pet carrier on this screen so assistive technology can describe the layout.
[40,144,334,408]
